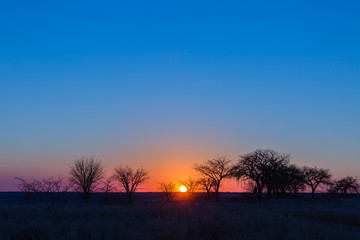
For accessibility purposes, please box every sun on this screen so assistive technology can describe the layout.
[179,185,187,192]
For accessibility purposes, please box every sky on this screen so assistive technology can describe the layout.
[0,0,359,191]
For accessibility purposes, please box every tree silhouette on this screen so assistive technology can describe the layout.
[271,163,306,197]
[302,166,332,199]
[68,157,104,202]
[197,177,215,200]
[158,181,176,202]
[234,149,290,201]
[113,166,149,203]
[194,156,235,201]
[330,176,359,195]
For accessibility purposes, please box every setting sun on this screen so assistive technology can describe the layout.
[179,185,187,193]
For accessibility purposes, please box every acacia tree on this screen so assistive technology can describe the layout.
[302,166,332,199]
[158,181,176,202]
[234,149,290,201]
[68,157,104,202]
[194,156,235,201]
[113,166,149,203]
[330,176,359,195]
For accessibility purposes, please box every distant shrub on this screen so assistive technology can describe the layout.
[15,177,71,209]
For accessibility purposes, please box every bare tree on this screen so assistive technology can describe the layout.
[179,177,198,193]
[194,156,235,201]
[68,157,104,202]
[233,149,291,201]
[15,177,72,209]
[302,166,332,199]
[113,166,149,203]
[158,181,176,202]
[197,177,214,200]
[330,176,359,195]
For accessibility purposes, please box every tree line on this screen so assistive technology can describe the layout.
[16,149,359,206]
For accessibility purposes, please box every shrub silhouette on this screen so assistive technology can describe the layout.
[158,181,176,202]
[15,177,71,208]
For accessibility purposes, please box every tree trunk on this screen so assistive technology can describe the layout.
[127,193,133,204]
[255,183,263,201]
[206,189,211,200]
[215,184,220,202]
[311,188,315,199]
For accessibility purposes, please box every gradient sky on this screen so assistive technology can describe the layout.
[1,0,359,191]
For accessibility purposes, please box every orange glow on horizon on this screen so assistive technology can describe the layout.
[100,141,246,192]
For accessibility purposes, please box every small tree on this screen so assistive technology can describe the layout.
[330,176,359,195]
[158,181,176,202]
[197,177,214,200]
[194,156,235,201]
[113,166,149,203]
[68,157,104,202]
[302,166,332,199]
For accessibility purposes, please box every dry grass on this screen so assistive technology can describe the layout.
[0,197,359,240]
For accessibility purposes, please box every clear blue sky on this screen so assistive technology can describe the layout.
[1,0,359,190]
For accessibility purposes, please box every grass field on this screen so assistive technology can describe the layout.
[0,194,359,240]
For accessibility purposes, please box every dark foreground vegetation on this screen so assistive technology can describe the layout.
[0,194,359,240]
